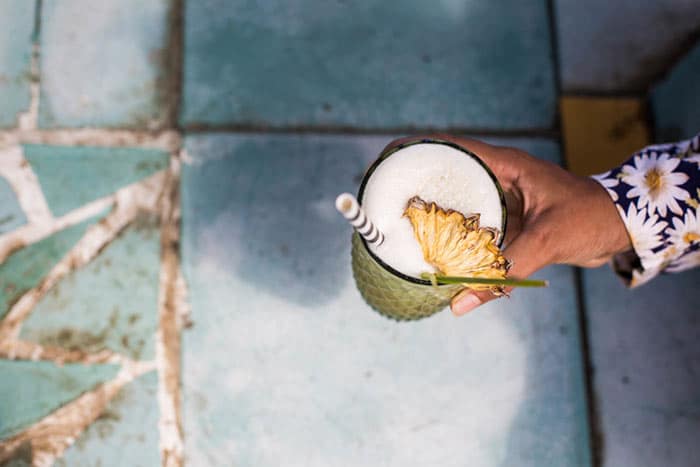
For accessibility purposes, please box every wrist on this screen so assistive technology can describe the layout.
[587,176,632,257]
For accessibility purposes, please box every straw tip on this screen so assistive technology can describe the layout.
[335,193,356,213]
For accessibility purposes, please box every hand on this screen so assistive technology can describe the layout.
[383,135,632,316]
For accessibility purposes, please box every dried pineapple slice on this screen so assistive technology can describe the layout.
[403,196,510,293]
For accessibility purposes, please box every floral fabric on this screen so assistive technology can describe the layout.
[593,133,700,287]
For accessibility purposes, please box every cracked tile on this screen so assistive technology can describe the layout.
[181,0,556,130]
[0,213,106,320]
[0,0,34,128]
[0,360,119,440]
[55,371,159,467]
[180,133,589,466]
[0,177,26,234]
[23,144,169,217]
[38,0,172,128]
[19,214,160,360]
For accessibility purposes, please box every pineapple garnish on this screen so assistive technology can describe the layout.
[403,196,510,294]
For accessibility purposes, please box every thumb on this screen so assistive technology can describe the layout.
[450,226,551,316]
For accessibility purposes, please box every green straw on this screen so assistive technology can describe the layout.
[420,273,548,288]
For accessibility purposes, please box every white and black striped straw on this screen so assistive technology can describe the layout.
[335,193,384,246]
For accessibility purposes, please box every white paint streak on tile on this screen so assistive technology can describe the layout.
[0,337,140,366]
[0,359,156,467]
[0,194,114,264]
[0,145,52,225]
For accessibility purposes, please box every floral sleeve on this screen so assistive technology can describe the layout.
[592,133,700,287]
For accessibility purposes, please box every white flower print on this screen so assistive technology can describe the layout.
[622,151,689,217]
[592,171,619,201]
[666,208,700,249]
[616,203,667,261]
[666,249,700,273]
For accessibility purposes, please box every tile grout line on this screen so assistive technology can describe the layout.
[573,267,604,467]
[17,0,42,131]
[179,124,561,139]
[156,154,188,467]
[545,0,601,464]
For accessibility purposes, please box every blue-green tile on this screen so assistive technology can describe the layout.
[55,371,159,467]
[0,213,105,320]
[0,360,119,439]
[23,144,169,217]
[556,0,700,92]
[20,215,160,360]
[0,176,26,234]
[0,0,34,128]
[652,40,700,142]
[38,0,171,128]
[181,134,590,466]
[583,267,700,467]
[181,1,556,130]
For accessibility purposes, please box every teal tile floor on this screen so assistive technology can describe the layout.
[652,41,700,141]
[38,0,173,128]
[555,0,700,92]
[181,0,556,130]
[583,268,700,467]
[23,144,169,217]
[55,371,160,467]
[181,134,590,467]
[0,214,103,320]
[0,1,698,465]
[19,214,160,360]
[0,143,165,464]
[0,0,34,128]
[0,360,119,439]
[0,177,26,235]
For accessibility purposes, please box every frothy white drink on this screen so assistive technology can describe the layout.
[361,142,503,279]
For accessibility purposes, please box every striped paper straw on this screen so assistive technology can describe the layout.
[335,193,384,246]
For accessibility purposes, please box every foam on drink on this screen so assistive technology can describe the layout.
[361,143,503,279]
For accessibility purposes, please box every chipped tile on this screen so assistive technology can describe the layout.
[0,177,26,234]
[55,371,159,467]
[556,0,700,92]
[561,96,650,176]
[23,144,169,217]
[181,134,590,466]
[19,214,160,360]
[38,0,172,128]
[181,0,556,130]
[652,40,700,142]
[0,213,105,320]
[0,0,34,128]
[0,360,119,440]
[583,267,700,467]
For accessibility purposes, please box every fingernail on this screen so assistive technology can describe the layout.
[452,294,482,316]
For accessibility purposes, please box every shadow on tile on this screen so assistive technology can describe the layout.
[182,134,378,307]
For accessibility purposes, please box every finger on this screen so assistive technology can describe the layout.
[450,225,552,316]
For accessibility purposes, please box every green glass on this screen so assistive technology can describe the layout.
[351,138,507,321]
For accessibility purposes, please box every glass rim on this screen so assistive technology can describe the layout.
[356,137,508,286]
